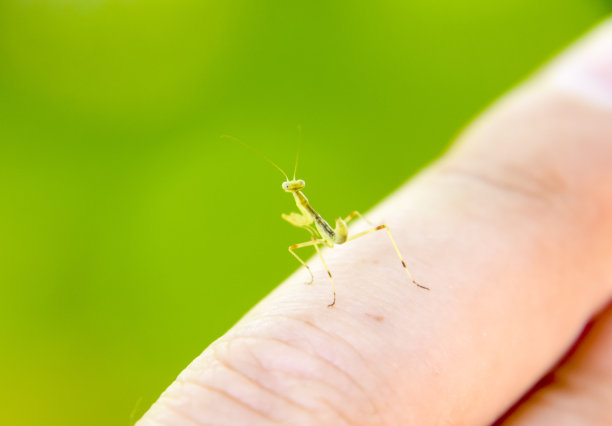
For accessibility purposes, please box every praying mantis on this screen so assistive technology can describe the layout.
[223,132,429,307]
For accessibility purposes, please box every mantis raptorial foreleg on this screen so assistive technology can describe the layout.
[312,242,335,307]
[282,212,313,227]
[347,224,430,290]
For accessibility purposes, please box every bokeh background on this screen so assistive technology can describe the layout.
[0,0,610,424]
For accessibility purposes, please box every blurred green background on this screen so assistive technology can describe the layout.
[0,0,609,424]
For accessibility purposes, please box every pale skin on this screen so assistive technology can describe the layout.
[139,20,612,425]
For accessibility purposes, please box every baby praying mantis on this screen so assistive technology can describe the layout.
[222,132,429,307]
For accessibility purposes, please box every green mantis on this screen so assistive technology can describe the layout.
[223,133,429,307]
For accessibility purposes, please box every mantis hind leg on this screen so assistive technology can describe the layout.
[347,224,430,290]
[313,243,336,307]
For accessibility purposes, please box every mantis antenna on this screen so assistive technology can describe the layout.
[293,124,302,180]
[221,134,289,180]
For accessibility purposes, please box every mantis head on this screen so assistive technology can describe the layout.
[282,179,305,192]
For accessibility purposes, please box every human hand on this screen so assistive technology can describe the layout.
[138,19,612,425]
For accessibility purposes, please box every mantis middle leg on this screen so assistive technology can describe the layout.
[288,238,337,307]
[288,239,324,285]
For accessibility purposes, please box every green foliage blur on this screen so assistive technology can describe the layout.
[0,0,609,424]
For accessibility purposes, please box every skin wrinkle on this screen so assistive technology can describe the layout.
[218,335,370,424]
[217,338,314,415]
[254,313,380,400]
[450,90,612,215]
[252,313,398,421]
[437,165,558,203]
[250,313,389,421]
[175,377,279,424]
[212,340,308,421]
[236,333,368,394]
[158,400,208,426]
[226,334,377,422]
[429,161,594,275]
[442,98,604,193]
[317,398,354,426]
[443,172,585,277]
[234,320,377,403]
[526,96,612,198]
[279,369,374,424]
[435,150,578,224]
[269,366,363,423]
[142,416,168,426]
